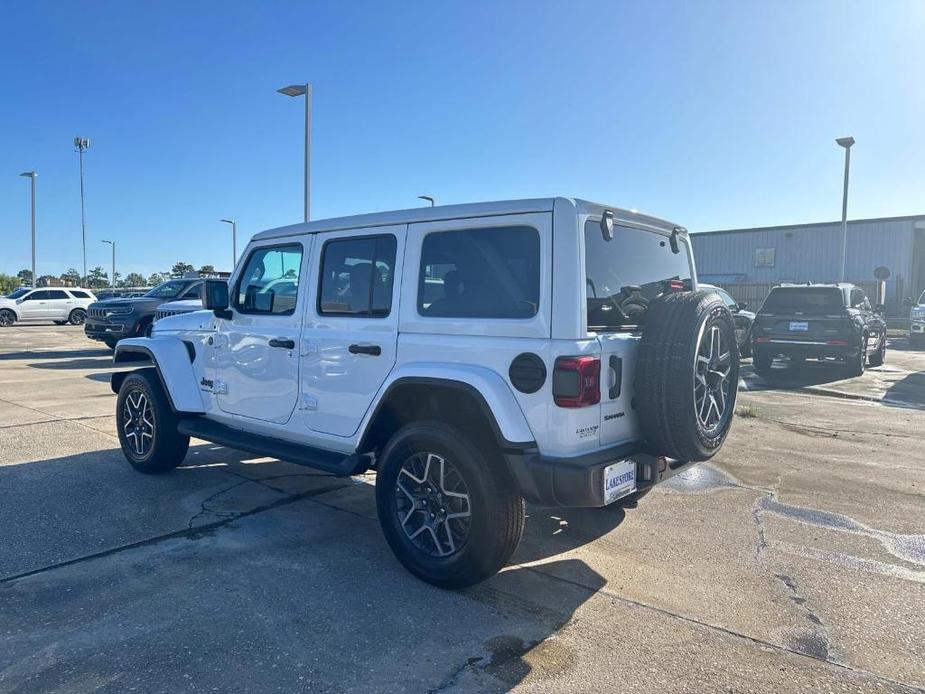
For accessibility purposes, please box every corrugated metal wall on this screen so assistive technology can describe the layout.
[690,217,920,306]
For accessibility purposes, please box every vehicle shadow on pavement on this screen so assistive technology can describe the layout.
[29,357,115,370]
[514,504,627,564]
[742,361,855,390]
[884,371,925,409]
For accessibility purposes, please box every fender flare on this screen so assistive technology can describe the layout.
[358,363,536,451]
[112,337,205,414]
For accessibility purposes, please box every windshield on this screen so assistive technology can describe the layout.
[6,288,30,299]
[761,287,845,314]
[144,281,188,299]
[584,221,692,330]
[919,290,925,305]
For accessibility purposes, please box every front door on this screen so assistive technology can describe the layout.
[18,291,48,320]
[214,241,307,424]
[302,225,404,437]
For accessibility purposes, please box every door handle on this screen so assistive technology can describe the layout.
[348,343,381,356]
[269,338,295,350]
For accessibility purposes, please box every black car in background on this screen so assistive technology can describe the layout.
[85,279,203,348]
[700,283,756,357]
[751,283,886,378]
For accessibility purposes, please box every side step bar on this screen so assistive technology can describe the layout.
[177,417,369,477]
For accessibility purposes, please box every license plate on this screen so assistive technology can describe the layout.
[603,460,636,505]
[789,321,809,332]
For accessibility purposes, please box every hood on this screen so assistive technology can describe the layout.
[90,296,162,309]
[152,309,214,334]
[156,299,202,312]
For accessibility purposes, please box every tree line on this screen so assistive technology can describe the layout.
[0,262,217,294]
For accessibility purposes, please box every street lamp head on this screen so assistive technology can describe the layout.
[101,239,113,245]
[74,136,90,150]
[277,84,309,97]
[220,219,235,225]
[836,136,855,149]
[19,171,37,178]
[418,195,436,207]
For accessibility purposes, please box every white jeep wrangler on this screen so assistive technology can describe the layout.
[112,198,738,588]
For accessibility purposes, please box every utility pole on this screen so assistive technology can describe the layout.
[20,171,37,287]
[75,137,91,284]
[220,219,238,268]
[277,83,312,222]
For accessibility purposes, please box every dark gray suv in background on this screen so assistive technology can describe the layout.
[85,279,203,348]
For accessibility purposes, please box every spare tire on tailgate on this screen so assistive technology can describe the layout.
[635,290,739,461]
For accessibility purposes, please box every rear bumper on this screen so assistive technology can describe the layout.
[754,338,859,360]
[505,442,695,508]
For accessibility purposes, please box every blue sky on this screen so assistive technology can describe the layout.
[1,1,923,279]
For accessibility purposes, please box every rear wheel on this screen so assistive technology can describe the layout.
[635,291,739,462]
[116,371,189,474]
[847,335,867,377]
[0,309,15,327]
[375,421,525,589]
[68,308,86,326]
[868,331,886,367]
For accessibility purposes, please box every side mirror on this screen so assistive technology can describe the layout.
[874,304,886,315]
[203,279,230,317]
[737,301,747,311]
[600,210,614,241]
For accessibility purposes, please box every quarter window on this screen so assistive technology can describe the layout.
[69,290,91,299]
[418,226,540,319]
[235,245,303,315]
[318,236,397,317]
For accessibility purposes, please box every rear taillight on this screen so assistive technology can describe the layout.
[553,356,601,408]
[669,279,685,292]
[826,339,849,346]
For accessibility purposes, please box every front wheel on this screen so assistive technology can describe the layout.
[375,421,525,589]
[0,309,16,327]
[116,371,189,474]
[68,308,87,326]
[868,331,886,367]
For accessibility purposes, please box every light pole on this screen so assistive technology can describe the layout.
[836,136,855,282]
[220,219,237,268]
[277,83,312,222]
[75,137,91,284]
[19,171,37,287]
[101,239,115,289]
[418,195,435,207]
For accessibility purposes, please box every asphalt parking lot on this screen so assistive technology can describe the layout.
[1,325,923,693]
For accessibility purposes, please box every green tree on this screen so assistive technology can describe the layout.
[87,266,109,288]
[123,272,146,288]
[170,262,194,278]
[60,268,82,286]
[147,273,165,286]
[198,264,216,276]
[17,269,33,286]
[0,273,21,295]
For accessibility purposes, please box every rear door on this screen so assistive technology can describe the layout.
[44,290,73,319]
[757,287,850,342]
[584,218,695,447]
[301,225,403,437]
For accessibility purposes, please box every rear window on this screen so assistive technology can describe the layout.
[584,221,692,330]
[761,287,845,314]
[418,226,540,319]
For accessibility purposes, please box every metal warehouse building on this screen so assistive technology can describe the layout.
[690,214,925,312]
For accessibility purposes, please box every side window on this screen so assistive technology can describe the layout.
[418,226,540,319]
[69,291,90,299]
[181,283,203,300]
[24,291,45,301]
[235,245,303,315]
[46,290,69,300]
[318,235,397,317]
[850,288,866,308]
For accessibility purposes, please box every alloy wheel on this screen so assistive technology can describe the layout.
[694,323,733,432]
[0,310,14,327]
[70,309,86,325]
[122,388,155,457]
[395,452,472,557]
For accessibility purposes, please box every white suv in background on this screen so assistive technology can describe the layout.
[110,198,738,588]
[0,287,96,327]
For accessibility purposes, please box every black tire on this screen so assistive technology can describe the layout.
[0,309,16,327]
[847,335,867,377]
[116,371,189,474]
[53,320,67,326]
[68,308,87,326]
[375,421,525,589]
[753,348,772,377]
[635,290,739,462]
[868,331,886,367]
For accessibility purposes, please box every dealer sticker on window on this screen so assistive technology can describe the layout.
[603,460,636,505]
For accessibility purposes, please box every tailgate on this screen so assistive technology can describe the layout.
[759,313,852,341]
[596,333,641,446]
